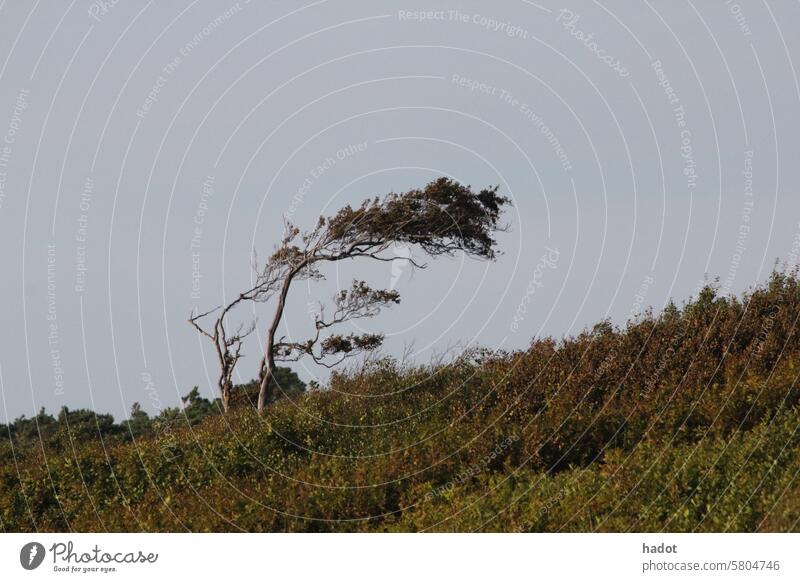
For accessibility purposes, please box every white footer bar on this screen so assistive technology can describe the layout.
[1,533,796,581]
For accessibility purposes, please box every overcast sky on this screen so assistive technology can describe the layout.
[1,0,799,421]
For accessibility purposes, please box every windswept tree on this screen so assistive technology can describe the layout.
[189,304,255,413]
[190,178,510,414]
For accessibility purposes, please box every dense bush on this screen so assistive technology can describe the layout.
[1,272,799,532]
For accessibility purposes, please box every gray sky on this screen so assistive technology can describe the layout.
[1,0,799,421]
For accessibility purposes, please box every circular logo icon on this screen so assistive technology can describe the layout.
[19,542,46,570]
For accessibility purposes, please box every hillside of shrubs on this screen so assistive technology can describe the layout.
[2,271,800,532]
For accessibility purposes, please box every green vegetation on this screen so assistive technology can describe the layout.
[2,272,800,532]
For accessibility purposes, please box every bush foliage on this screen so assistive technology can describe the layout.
[2,272,800,532]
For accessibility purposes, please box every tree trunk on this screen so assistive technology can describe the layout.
[218,377,231,413]
[257,353,274,414]
[257,272,296,415]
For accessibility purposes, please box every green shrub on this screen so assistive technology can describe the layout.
[2,272,800,531]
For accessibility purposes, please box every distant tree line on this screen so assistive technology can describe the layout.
[0,368,305,448]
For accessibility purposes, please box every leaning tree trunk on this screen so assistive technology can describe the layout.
[257,273,294,414]
[257,351,274,414]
